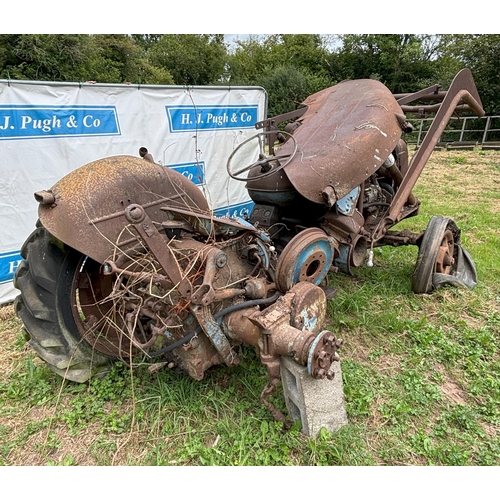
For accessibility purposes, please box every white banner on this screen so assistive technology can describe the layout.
[0,80,267,303]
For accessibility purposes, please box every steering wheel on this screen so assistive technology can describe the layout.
[226,130,297,182]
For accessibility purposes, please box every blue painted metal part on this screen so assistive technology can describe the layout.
[306,332,326,376]
[336,186,360,216]
[190,305,239,366]
[296,309,318,333]
[334,244,351,275]
[291,239,334,286]
[234,216,271,243]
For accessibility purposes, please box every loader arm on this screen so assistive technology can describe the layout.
[373,68,485,241]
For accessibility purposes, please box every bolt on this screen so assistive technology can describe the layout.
[130,207,142,220]
[126,205,145,223]
[216,252,227,268]
[323,333,334,345]
[443,254,454,266]
[317,351,330,367]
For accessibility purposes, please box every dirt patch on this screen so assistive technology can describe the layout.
[435,364,468,405]
[5,419,105,466]
[440,379,468,405]
[0,304,15,321]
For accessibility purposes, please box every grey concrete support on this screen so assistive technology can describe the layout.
[280,357,348,438]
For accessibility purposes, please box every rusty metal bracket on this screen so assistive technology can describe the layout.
[255,106,308,131]
[395,84,441,106]
[255,106,308,155]
[191,247,227,306]
[190,305,240,367]
[124,204,193,298]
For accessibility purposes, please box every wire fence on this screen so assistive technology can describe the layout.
[404,115,500,147]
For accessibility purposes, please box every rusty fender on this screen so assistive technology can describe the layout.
[34,155,209,263]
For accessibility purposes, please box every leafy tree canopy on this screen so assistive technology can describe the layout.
[436,34,500,114]
[147,34,227,86]
[0,34,498,115]
[329,34,439,93]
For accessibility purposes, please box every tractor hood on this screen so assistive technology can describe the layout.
[279,79,405,205]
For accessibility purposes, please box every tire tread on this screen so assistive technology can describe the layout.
[14,227,111,383]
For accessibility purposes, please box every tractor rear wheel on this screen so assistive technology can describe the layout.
[14,226,114,382]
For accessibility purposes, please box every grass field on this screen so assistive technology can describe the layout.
[0,149,499,466]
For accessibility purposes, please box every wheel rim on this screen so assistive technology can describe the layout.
[70,253,155,360]
[435,229,454,274]
[412,216,459,294]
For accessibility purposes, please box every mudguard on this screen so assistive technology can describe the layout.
[278,79,405,205]
[36,155,209,263]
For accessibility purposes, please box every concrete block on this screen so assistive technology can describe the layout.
[280,357,348,437]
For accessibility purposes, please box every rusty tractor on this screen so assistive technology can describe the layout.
[14,69,483,424]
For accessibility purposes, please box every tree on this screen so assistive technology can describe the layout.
[226,35,274,84]
[0,34,94,81]
[227,34,332,85]
[148,34,227,86]
[84,34,143,83]
[227,35,334,116]
[330,34,439,93]
[256,65,331,117]
[0,34,174,85]
[437,34,500,115]
[269,34,332,75]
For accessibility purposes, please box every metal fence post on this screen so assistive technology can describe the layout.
[481,116,492,145]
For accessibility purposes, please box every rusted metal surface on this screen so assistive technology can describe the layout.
[190,304,240,367]
[37,155,210,263]
[374,68,484,240]
[435,229,455,274]
[275,228,335,292]
[223,281,342,424]
[124,203,192,298]
[238,68,484,292]
[69,206,342,418]
[17,68,487,428]
[277,79,405,205]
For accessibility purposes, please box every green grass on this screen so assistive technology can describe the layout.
[0,149,499,466]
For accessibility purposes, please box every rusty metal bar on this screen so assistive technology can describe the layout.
[255,106,308,155]
[255,106,308,131]
[395,84,441,105]
[401,103,477,115]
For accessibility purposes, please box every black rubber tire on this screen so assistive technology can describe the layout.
[14,226,113,383]
[411,216,460,294]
